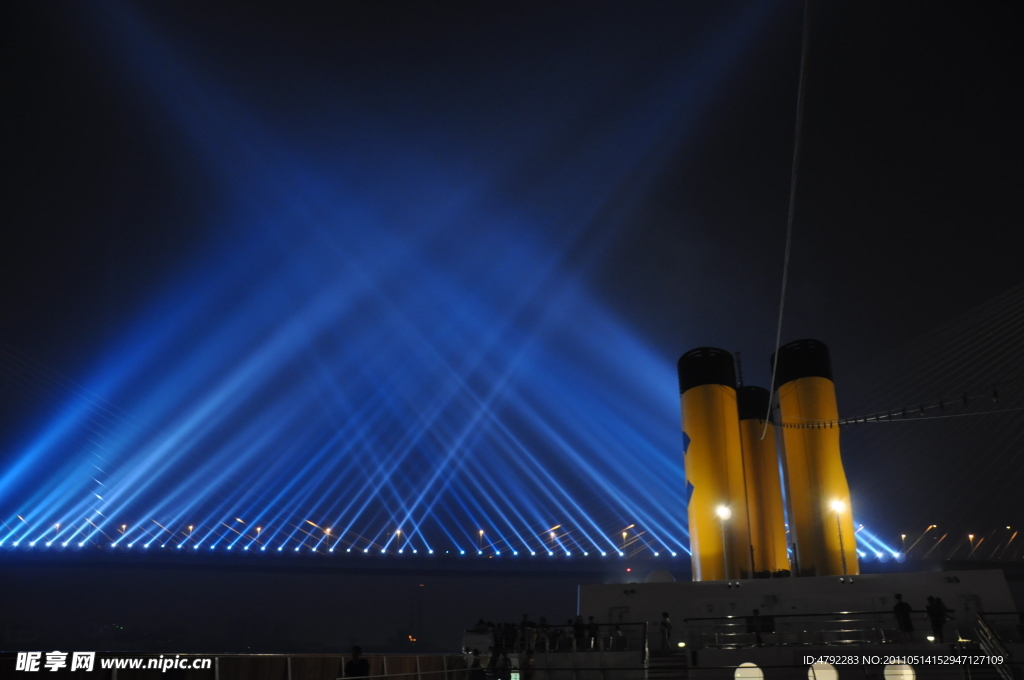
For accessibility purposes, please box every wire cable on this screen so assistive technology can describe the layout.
[763,0,813,438]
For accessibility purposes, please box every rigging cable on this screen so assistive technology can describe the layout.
[763,0,813,439]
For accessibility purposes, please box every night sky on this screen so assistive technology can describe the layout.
[2,2,1022,555]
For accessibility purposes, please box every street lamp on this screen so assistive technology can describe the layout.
[716,505,731,579]
[831,500,848,576]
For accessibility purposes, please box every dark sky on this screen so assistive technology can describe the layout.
[6,2,1020,382]
[3,1,1022,544]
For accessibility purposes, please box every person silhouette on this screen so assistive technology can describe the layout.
[345,646,370,677]
[928,597,951,643]
[522,650,536,680]
[893,594,914,641]
[496,651,512,680]
[587,616,599,651]
[573,616,585,651]
[468,649,485,680]
[750,609,764,647]
[660,612,672,651]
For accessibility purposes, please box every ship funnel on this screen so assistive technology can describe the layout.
[678,348,751,580]
[771,339,859,576]
[737,385,791,575]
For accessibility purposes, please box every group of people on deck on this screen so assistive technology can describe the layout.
[893,593,953,642]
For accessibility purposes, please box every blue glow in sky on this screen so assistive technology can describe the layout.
[0,1,905,558]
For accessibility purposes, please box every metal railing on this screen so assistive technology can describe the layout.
[974,613,1019,680]
[464,622,649,658]
[681,610,958,649]
[976,613,1024,644]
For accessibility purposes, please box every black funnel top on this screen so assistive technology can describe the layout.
[770,339,833,391]
[677,347,736,394]
[737,385,772,421]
